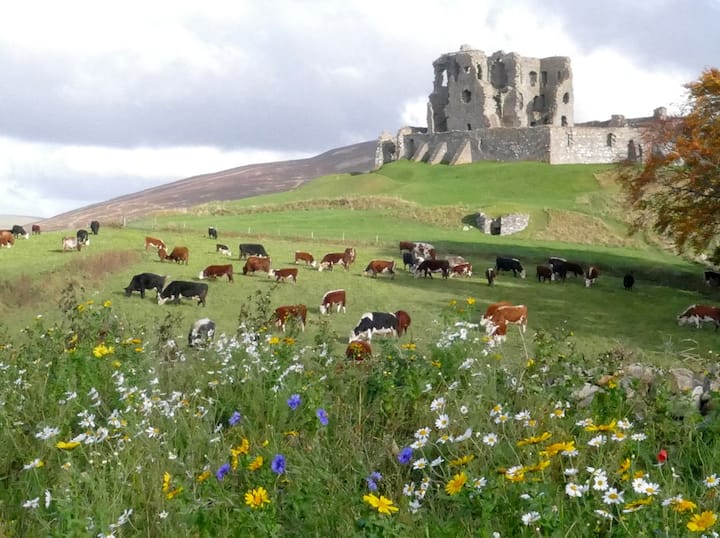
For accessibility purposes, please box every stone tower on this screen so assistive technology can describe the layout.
[427,45,574,132]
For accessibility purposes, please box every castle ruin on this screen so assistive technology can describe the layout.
[376,45,661,168]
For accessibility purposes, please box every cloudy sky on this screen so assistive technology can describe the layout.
[1,0,717,218]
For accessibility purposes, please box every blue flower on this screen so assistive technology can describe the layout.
[397,447,413,465]
[370,471,383,482]
[365,471,382,492]
[216,463,231,481]
[316,408,329,426]
[287,394,301,410]
[271,454,286,474]
[228,411,242,426]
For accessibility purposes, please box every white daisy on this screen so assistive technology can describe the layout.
[521,511,541,526]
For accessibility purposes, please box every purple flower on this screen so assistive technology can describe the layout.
[228,411,242,426]
[365,471,382,492]
[287,394,301,411]
[369,471,383,482]
[397,447,413,465]
[316,408,329,426]
[216,463,231,481]
[271,454,286,474]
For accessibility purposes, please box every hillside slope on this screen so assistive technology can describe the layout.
[36,141,377,231]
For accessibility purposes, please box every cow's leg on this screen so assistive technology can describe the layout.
[140,287,146,299]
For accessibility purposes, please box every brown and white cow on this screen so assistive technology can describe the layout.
[399,241,416,252]
[537,265,554,283]
[485,304,529,345]
[449,262,472,278]
[0,230,14,248]
[479,301,514,327]
[346,340,372,361]
[269,267,298,283]
[363,260,396,279]
[320,289,346,314]
[243,255,271,275]
[199,264,234,282]
[677,304,720,330]
[159,246,189,264]
[585,266,599,287]
[414,259,450,278]
[31,224,41,235]
[62,236,81,251]
[145,236,166,251]
[413,242,436,260]
[273,304,307,332]
[294,251,316,267]
[318,248,355,272]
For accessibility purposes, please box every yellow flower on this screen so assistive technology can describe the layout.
[244,486,271,509]
[687,511,717,532]
[103,300,112,308]
[134,347,144,353]
[445,472,468,495]
[166,487,183,500]
[585,419,617,433]
[671,499,697,513]
[449,299,457,306]
[466,297,476,305]
[401,342,417,350]
[232,439,250,456]
[92,344,114,358]
[76,304,85,313]
[248,456,264,471]
[111,360,122,368]
[268,336,281,345]
[524,460,551,473]
[450,455,475,467]
[56,441,81,450]
[363,493,399,515]
[197,470,211,483]
[517,431,552,447]
[162,472,172,492]
[431,360,442,368]
[283,337,295,345]
[623,498,652,512]
[617,458,631,475]
[526,358,535,368]
[540,441,575,458]
[284,430,299,437]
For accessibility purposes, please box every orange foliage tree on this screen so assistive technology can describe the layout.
[621,68,720,262]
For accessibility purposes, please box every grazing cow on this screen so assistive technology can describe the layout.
[159,246,189,264]
[449,262,472,278]
[188,318,216,348]
[479,301,514,327]
[90,220,100,235]
[402,251,419,271]
[273,304,307,332]
[124,272,167,299]
[413,242,436,260]
[346,340,372,361]
[624,273,635,291]
[239,243,269,259]
[677,304,720,330]
[446,255,467,268]
[0,230,14,248]
[11,225,29,239]
[31,224,41,235]
[62,237,81,251]
[216,243,232,257]
[208,227,218,240]
[242,255,271,275]
[485,267,496,285]
[363,260,396,279]
[76,229,89,246]
[320,289,346,314]
[414,259,450,278]
[585,266,599,287]
[563,261,585,278]
[318,248,354,272]
[536,265,554,283]
[495,257,526,278]
[158,281,208,306]
[145,236,166,251]
[294,251,316,267]
[199,264,234,282]
[399,241,416,252]
[705,270,720,287]
[269,267,298,283]
[349,310,411,342]
[485,304,529,345]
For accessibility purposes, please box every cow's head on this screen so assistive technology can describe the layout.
[198,270,206,280]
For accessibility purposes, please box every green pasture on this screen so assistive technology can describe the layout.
[2,160,718,366]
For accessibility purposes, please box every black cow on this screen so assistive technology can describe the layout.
[188,318,216,348]
[11,225,29,239]
[124,273,167,299]
[208,227,218,240]
[76,229,89,246]
[414,259,450,278]
[705,270,720,287]
[349,311,411,342]
[239,243,269,259]
[624,274,635,291]
[537,265,554,283]
[90,220,100,235]
[485,267,496,285]
[158,281,208,306]
[495,257,526,278]
[549,258,568,281]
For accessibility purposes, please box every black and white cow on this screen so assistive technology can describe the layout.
[239,243,269,259]
[402,251,419,271]
[208,227,218,240]
[124,273,167,299]
[76,229,90,246]
[90,220,100,235]
[705,270,720,287]
[188,318,216,347]
[485,267,496,285]
[158,281,208,306]
[216,243,232,256]
[495,256,526,278]
[11,225,29,239]
[349,311,411,342]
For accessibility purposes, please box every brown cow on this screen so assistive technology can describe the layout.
[449,262,473,278]
[159,246,189,264]
[485,305,528,345]
[145,236,166,251]
[318,248,355,272]
[363,260,396,279]
[294,251,316,267]
[399,241,416,252]
[0,230,14,248]
[199,264,234,282]
[320,289,346,314]
[537,265,554,283]
[677,304,720,330]
[346,340,372,361]
[414,259,450,278]
[31,224,41,235]
[273,304,307,332]
[479,301,514,327]
[269,267,298,283]
[243,256,271,275]
[585,266,599,287]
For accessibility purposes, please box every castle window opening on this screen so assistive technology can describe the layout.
[607,133,616,147]
[563,92,570,104]
[567,132,573,146]
[476,64,483,80]
[464,65,470,74]
[467,123,472,130]
[557,71,562,82]
[529,71,537,86]
[441,70,448,87]
[461,90,472,103]
[561,115,568,127]
[541,71,548,86]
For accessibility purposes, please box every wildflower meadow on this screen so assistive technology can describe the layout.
[1,286,720,537]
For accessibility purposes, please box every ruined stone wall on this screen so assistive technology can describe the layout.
[548,126,645,164]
